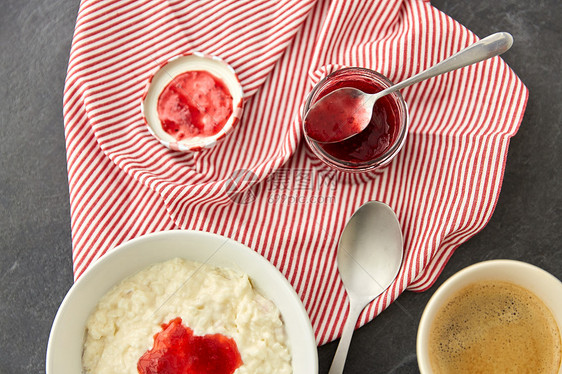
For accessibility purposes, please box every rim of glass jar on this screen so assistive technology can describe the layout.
[303,67,409,173]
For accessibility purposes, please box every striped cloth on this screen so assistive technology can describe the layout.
[63,0,527,345]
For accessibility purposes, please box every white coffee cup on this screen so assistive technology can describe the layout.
[417,259,562,373]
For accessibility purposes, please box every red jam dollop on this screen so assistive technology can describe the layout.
[137,317,243,374]
[157,71,233,141]
[309,77,401,163]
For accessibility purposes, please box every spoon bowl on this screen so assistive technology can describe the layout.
[329,201,404,374]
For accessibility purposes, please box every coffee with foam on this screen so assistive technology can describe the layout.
[429,280,561,373]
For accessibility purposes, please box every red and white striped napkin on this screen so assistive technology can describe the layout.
[63,0,527,344]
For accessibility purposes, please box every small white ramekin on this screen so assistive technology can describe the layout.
[141,52,244,152]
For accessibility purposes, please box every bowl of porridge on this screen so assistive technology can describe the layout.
[46,230,318,374]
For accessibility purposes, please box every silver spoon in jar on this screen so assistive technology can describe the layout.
[304,32,513,144]
[329,201,404,374]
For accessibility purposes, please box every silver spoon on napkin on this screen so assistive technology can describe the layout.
[304,32,513,144]
[329,201,403,374]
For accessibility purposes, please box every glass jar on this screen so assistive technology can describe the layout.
[303,67,409,173]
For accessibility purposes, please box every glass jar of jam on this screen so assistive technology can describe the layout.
[303,68,409,173]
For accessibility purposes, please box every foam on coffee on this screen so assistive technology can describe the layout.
[429,280,561,373]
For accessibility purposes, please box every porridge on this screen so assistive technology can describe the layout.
[82,258,292,374]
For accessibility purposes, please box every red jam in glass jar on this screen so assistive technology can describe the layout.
[303,68,408,172]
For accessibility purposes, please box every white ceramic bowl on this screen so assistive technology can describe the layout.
[141,53,244,152]
[46,230,318,374]
[417,259,562,374]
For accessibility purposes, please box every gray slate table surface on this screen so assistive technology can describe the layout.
[1,0,560,373]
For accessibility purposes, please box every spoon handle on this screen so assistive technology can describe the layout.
[373,32,513,101]
[328,298,367,374]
